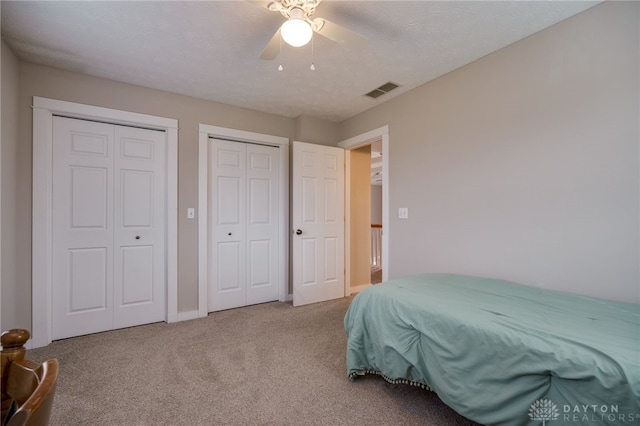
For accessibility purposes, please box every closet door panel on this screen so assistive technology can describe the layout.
[246,144,280,305]
[208,139,280,311]
[52,117,167,339]
[52,117,114,340]
[209,139,247,311]
[113,125,166,329]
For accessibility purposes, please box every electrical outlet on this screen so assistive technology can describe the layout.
[398,207,409,219]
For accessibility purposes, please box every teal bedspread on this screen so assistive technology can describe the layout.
[344,274,640,425]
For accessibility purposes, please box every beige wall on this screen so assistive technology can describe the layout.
[294,115,340,146]
[1,40,21,330]
[3,59,342,331]
[349,145,371,288]
[5,60,343,330]
[340,1,639,303]
[7,62,300,330]
[2,1,638,333]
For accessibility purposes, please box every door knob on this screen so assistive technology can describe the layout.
[295,229,302,235]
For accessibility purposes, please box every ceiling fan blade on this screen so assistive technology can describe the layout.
[260,28,281,60]
[313,18,367,48]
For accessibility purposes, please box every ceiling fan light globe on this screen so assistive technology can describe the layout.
[281,18,312,47]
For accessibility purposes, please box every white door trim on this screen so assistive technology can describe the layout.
[198,124,289,318]
[32,96,179,348]
[339,125,390,291]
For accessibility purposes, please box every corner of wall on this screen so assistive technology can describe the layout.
[294,115,340,146]
[1,38,22,330]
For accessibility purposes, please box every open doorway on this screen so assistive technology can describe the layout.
[339,126,389,295]
[370,139,383,284]
[348,145,375,289]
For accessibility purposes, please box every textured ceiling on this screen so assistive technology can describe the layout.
[1,1,599,122]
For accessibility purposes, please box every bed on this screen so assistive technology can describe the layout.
[344,273,640,426]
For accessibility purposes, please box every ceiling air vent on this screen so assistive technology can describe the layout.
[365,81,400,99]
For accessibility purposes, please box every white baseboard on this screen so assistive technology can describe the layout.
[178,295,293,322]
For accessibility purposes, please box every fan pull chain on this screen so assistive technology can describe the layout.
[276,32,317,72]
[278,31,284,71]
[310,36,315,71]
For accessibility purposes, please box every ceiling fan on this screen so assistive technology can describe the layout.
[257,0,366,60]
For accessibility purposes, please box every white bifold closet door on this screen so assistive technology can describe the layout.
[208,138,280,312]
[52,116,166,340]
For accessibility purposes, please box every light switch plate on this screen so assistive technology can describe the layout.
[187,208,195,219]
[398,207,409,219]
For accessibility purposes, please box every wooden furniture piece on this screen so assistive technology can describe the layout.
[1,329,30,421]
[1,330,58,426]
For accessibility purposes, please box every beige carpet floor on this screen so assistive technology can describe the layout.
[28,297,481,426]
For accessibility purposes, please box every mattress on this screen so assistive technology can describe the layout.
[344,273,640,425]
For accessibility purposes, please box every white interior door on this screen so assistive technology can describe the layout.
[209,139,246,311]
[208,138,280,311]
[52,118,114,339]
[292,141,345,306]
[113,125,166,328]
[52,117,166,340]
[245,143,280,305]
